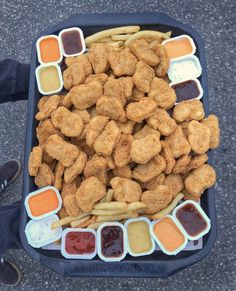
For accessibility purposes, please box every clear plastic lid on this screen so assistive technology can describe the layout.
[25,214,62,248]
[61,228,97,259]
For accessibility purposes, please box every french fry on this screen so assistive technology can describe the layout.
[95,37,112,43]
[165,31,172,37]
[91,209,127,216]
[87,222,104,230]
[94,201,127,210]
[107,41,124,48]
[127,202,147,211]
[151,193,184,220]
[85,26,140,46]
[75,216,96,228]
[51,213,89,229]
[111,34,133,41]
[99,196,107,203]
[125,30,170,46]
[96,212,138,223]
[71,215,91,228]
[106,189,114,202]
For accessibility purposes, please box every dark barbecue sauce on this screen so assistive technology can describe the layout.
[101,226,124,258]
[176,203,207,236]
[61,30,83,55]
[172,80,200,102]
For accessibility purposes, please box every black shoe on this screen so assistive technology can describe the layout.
[0,258,22,287]
[0,159,21,194]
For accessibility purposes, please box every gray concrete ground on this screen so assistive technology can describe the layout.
[0,0,235,290]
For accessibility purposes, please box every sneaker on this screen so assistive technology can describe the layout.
[0,159,21,194]
[0,258,22,287]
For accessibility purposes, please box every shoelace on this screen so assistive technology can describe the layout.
[0,176,8,194]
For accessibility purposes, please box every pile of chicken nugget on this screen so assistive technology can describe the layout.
[28,36,220,224]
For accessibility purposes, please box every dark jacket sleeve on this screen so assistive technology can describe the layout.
[0,59,30,103]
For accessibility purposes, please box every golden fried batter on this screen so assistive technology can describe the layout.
[183,154,208,174]
[173,99,205,122]
[86,115,109,147]
[61,181,77,202]
[201,114,220,149]
[88,43,111,73]
[64,152,87,183]
[153,44,170,77]
[113,165,132,179]
[35,163,54,187]
[172,154,191,174]
[133,61,155,93]
[133,124,160,139]
[35,95,60,121]
[165,174,184,198]
[114,134,133,167]
[64,195,81,217]
[142,173,165,190]
[116,120,135,135]
[84,155,108,184]
[160,140,176,175]
[28,146,43,176]
[96,96,126,122]
[53,162,65,190]
[85,73,109,85]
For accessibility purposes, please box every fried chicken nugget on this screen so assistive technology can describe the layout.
[63,56,92,90]
[148,77,176,109]
[130,134,161,164]
[126,97,157,123]
[141,185,172,214]
[76,176,106,212]
[178,121,190,139]
[165,126,191,158]
[113,165,132,179]
[64,195,81,217]
[60,93,72,109]
[184,164,216,199]
[72,109,91,124]
[188,120,211,154]
[133,155,166,182]
[64,152,87,183]
[46,134,80,167]
[37,96,49,111]
[165,174,184,198]
[28,146,43,176]
[116,120,135,135]
[128,39,160,66]
[108,47,138,76]
[35,163,54,187]
[114,134,134,167]
[53,162,65,190]
[133,61,155,93]
[65,54,92,74]
[51,106,84,137]
[172,154,191,174]
[96,96,126,122]
[70,81,103,110]
[35,95,60,121]
[147,107,177,136]
[110,177,142,202]
[85,73,109,85]
[84,155,108,184]
[88,43,111,73]
[153,44,170,77]
[36,119,61,146]
[133,124,161,139]
[183,154,208,174]
[130,86,145,101]
[201,114,220,149]
[94,120,121,156]
[86,115,109,147]
[61,180,77,202]
[160,141,176,175]
[142,173,165,190]
[173,99,205,122]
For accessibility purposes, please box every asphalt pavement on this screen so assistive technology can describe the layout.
[0,0,235,290]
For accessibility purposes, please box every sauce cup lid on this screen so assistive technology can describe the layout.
[162,34,196,60]
[24,214,62,248]
[35,63,64,96]
[24,186,62,220]
[61,228,97,259]
[167,55,202,83]
[36,34,63,65]
[59,27,86,57]
[172,200,211,240]
[150,214,188,256]
[97,222,127,262]
[124,217,155,257]
[169,78,204,104]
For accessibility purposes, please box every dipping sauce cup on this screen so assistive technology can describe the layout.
[25,214,62,248]
[36,35,63,64]
[167,55,202,83]
[125,217,155,257]
[162,35,196,60]
[59,27,86,57]
[170,78,203,103]
[151,215,188,255]
[61,228,97,259]
[25,186,62,220]
[35,64,63,95]
[97,222,127,262]
[173,200,211,240]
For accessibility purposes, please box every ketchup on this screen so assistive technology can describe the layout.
[65,232,95,255]
[101,226,124,258]
[176,203,207,236]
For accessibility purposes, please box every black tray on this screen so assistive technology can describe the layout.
[20,12,216,278]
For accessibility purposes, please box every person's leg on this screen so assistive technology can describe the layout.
[0,160,22,286]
